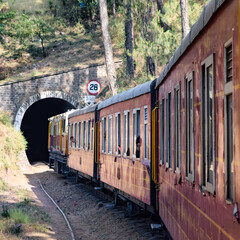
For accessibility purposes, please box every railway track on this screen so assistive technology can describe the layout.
[39,169,171,240]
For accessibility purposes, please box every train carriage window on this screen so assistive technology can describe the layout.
[102,117,107,153]
[83,121,86,149]
[91,120,94,151]
[78,122,81,148]
[62,119,66,133]
[133,109,141,158]
[70,123,73,148]
[166,93,172,168]
[174,84,181,174]
[144,106,148,159]
[185,73,194,181]
[74,123,77,148]
[224,40,234,202]
[201,54,215,194]
[160,99,165,165]
[123,111,130,156]
[108,115,113,154]
[87,120,91,150]
[115,113,121,155]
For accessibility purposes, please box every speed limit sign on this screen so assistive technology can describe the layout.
[86,80,101,96]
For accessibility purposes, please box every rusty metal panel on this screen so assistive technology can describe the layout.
[156,0,240,239]
[99,93,152,205]
[68,111,95,178]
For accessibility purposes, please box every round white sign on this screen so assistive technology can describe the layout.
[86,80,101,96]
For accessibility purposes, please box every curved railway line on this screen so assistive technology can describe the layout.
[38,164,170,240]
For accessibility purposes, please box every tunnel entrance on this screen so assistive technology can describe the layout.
[20,98,75,164]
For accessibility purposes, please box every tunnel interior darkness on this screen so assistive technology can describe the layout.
[20,98,75,164]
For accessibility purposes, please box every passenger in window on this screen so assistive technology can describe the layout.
[136,136,141,158]
[118,145,121,155]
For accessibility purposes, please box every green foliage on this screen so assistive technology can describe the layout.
[9,208,30,224]
[0,112,12,126]
[0,179,8,192]
[0,3,15,43]
[109,13,125,49]
[1,205,10,218]
[116,0,208,88]
[17,198,31,208]
[0,198,50,237]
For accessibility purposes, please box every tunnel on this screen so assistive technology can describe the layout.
[20,98,75,164]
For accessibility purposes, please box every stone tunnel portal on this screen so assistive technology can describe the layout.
[20,98,75,164]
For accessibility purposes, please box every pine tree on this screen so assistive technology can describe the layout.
[98,0,117,95]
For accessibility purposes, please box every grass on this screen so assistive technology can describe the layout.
[0,179,8,192]
[0,198,50,237]
[5,0,57,13]
[0,111,27,171]
[14,189,31,201]
[9,208,30,224]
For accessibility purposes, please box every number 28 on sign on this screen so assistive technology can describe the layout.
[86,80,102,96]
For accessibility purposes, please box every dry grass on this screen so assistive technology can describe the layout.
[4,0,56,13]
[1,25,122,84]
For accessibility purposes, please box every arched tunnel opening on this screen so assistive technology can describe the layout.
[20,98,75,164]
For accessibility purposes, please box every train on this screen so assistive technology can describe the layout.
[48,0,240,239]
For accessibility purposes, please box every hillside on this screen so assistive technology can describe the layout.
[1,0,208,89]
[0,25,122,83]
[1,0,123,84]
[5,0,53,13]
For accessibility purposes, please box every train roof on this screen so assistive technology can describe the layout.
[48,109,75,121]
[98,80,155,110]
[156,0,226,88]
[68,104,97,118]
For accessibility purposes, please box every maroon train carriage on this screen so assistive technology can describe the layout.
[97,80,157,211]
[67,105,98,181]
[155,0,240,239]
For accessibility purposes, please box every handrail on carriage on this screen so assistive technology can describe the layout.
[151,106,159,185]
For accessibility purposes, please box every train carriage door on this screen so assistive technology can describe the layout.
[94,106,100,180]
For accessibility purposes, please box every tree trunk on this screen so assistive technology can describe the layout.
[156,0,165,14]
[98,0,117,95]
[125,0,134,78]
[145,0,157,76]
[38,34,47,57]
[113,0,116,19]
[156,0,170,32]
[180,0,190,39]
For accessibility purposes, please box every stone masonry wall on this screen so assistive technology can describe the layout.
[0,62,121,129]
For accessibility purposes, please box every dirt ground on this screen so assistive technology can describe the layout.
[2,162,169,240]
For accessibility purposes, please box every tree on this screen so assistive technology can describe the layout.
[156,0,170,31]
[125,0,134,78]
[12,14,53,57]
[180,0,190,39]
[98,0,117,95]
[32,17,53,57]
[141,0,157,76]
[0,3,15,44]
